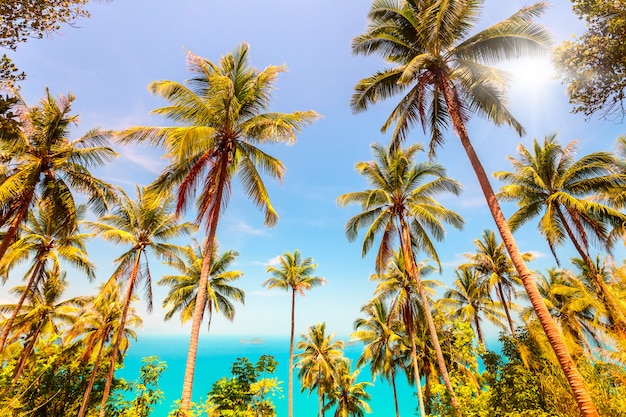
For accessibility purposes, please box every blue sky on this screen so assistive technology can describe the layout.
[4,1,625,340]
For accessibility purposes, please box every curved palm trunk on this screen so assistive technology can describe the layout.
[398,217,460,415]
[423,363,432,415]
[99,254,141,416]
[78,337,107,417]
[409,331,426,417]
[288,289,296,417]
[0,187,35,263]
[440,79,599,416]
[12,321,43,383]
[390,370,400,417]
[473,314,484,347]
[0,254,45,352]
[180,158,228,415]
[496,282,516,335]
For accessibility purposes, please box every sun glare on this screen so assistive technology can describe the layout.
[502,57,556,91]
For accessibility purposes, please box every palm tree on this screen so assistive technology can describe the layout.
[158,239,245,331]
[67,280,142,417]
[337,142,463,410]
[0,203,94,352]
[117,44,318,415]
[441,265,506,347]
[0,89,117,262]
[351,2,597,414]
[86,187,194,416]
[296,322,346,417]
[263,249,326,417]
[494,135,626,334]
[2,266,84,383]
[323,361,372,417]
[463,229,527,335]
[352,299,404,417]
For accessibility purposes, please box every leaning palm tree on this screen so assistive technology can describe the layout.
[263,249,326,417]
[0,89,117,262]
[158,239,245,331]
[463,229,528,335]
[0,203,94,352]
[351,2,597,414]
[117,44,318,415]
[352,299,404,417]
[337,142,463,411]
[323,360,372,417]
[441,265,506,347]
[86,187,194,416]
[297,323,346,417]
[494,135,626,334]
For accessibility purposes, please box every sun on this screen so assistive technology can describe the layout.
[500,56,556,91]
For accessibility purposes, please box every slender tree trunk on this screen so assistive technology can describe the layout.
[496,282,516,335]
[440,79,599,417]
[0,256,45,352]
[473,314,484,347]
[398,217,460,414]
[409,331,426,417]
[78,337,106,417]
[288,289,296,417]
[318,386,324,417]
[0,187,35,263]
[12,322,43,383]
[390,370,400,417]
[180,158,227,415]
[423,363,432,415]
[99,254,141,417]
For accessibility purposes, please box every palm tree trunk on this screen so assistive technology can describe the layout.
[391,370,400,417]
[398,217,460,415]
[440,79,599,417]
[99,254,141,417]
[473,315,484,347]
[78,337,106,417]
[0,187,35,263]
[288,289,296,417]
[409,331,426,417]
[0,254,45,352]
[180,158,227,415]
[496,283,516,335]
[423,363,432,415]
[318,386,324,417]
[12,321,43,383]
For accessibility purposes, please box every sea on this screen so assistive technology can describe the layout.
[118,334,426,417]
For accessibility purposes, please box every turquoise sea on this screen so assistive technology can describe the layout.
[118,335,424,417]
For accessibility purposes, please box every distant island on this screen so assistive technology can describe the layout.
[239,337,264,345]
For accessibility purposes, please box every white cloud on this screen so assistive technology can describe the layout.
[229,221,266,236]
[266,255,282,266]
[120,145,166,175]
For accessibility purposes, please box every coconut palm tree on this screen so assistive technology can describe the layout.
[352,299,404,417]
[158,239,245,331]
[86,187,194,416]
[441,265,506,347]
[297,323,346,417]
[263,249,326,417]
[494,135,626,335]
[117,44,318,415]
[337,142,463,410]
[351,1,597,414]
[67,280,142,417]
[463,229,528,335]
[323,360,372,417]
[0,203,94,352]
[0,89,117,262]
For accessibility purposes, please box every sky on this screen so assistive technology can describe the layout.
[3,0,626,341]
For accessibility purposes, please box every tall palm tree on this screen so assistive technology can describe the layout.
[0,203,94,352]
[67,280,142,417]
[494,135,626,334]
[86,187,194,416]
[463,229,527,335]
[323,361,372,417]
[158,239,245,331]
[296,322,346,417]
[263,249,326,417]
[117,44,318,415]
[350,2,597,415]
[0,89,117,262]
[352,299,404,417]
[337,142,463,411]
[441,265,506,347]
[371,251,441,416]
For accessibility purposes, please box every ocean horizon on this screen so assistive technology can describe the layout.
[119,334,427,417]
